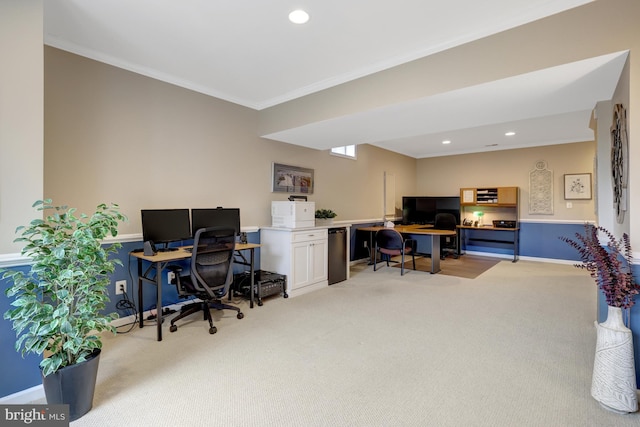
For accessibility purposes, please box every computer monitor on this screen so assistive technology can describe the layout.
[402,196,460,225]
[191,208,241,236]
[140,209,192,248]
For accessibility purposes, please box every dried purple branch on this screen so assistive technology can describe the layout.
[559,223,639,309]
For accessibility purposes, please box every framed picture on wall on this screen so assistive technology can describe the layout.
[272,163,314,194]
[564,173,592,200]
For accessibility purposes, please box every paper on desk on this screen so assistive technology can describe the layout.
[384,221,395,228]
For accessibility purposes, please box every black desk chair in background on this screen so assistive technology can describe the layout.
[374,229,417,275]
[168,227,244,335]
[434,213,458,259]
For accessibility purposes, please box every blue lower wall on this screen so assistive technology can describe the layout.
[0,264,43,397]
[461,222,586,260]
[2,223,638,398]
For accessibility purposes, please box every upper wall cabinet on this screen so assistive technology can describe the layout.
[460,187,518,207]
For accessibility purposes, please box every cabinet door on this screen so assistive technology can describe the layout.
[291,239,328,290]
[310,239,328,283]
[291,241,312,290]
[460,188,477,205]
[497,187,518,205]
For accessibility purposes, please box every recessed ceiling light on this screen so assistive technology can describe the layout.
[289,10,309,24]
[442,140,451,144]
[505,131,516,136]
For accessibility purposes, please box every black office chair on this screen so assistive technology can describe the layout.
[434,213,458,259]
[168,227,243,335]
[374,228,417,275]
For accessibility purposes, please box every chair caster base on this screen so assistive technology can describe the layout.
[209,326,217,334]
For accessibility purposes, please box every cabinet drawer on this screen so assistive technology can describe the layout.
[291,229,328,243]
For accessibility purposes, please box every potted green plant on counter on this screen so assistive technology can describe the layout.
[2,200,127,421]
[315,208,337,226]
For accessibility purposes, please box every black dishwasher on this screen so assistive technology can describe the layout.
[328,227,347,285]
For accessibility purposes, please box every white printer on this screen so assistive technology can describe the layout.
[271,201,315,228]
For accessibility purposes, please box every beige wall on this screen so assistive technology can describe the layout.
[416,142,596,222]
[258,0,640,251]
[44,47,416,237]
[0,1,44,254]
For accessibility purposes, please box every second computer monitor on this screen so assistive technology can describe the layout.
[191,208,241,236]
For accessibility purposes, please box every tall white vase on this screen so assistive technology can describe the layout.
[591,305,638,413]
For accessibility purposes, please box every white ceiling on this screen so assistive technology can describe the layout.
[44,0,626,158]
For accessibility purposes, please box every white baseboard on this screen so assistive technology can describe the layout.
[0,384,45,404]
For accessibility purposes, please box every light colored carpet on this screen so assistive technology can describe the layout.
[71,260,640,426]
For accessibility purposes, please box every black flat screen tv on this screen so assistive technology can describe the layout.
[402,196,460,225]
[140,209,192,247]
[191,208,241,236]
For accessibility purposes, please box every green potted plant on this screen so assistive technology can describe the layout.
[2,200,126,421]
[315,208,337,226]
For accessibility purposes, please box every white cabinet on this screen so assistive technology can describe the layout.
[260,227,328,297]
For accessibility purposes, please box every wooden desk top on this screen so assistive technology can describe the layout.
[130,242,260,262]
[359,224,455,236]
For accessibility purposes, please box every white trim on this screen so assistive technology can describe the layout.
[102,233,142,244]
[0,384,45,404]
[518,218,596,224]
[462,250,576,265]
[0,253,31,268]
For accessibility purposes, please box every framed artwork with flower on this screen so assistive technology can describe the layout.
[564,173,592,200]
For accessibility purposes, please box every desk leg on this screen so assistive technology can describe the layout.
[368,230,375,265]
[155,261,163,341]
[137,259,144,329]
[430,235,442,274]
[513,230,519,263]
[249,248,255,309]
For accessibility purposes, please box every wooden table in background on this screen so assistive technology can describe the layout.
[358,225,456,273]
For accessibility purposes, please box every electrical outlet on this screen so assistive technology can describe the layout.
[167,271,175,284]
[115,280,126,295]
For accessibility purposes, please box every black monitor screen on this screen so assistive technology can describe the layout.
[141,209,192,244]
[191,208,241,236]
[402,196,460,225]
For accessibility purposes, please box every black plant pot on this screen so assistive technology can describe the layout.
[42,349,101,421]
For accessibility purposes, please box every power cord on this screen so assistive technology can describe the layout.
[115,290,138,334]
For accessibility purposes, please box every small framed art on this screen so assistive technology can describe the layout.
[564,173,592,200]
